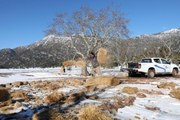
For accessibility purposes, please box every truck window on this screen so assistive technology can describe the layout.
[161,59,170,64]
[141,59,152,63]
[154,59,161,64]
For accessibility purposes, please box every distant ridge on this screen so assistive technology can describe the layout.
[0,28,180,68]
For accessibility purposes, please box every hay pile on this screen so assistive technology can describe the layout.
[97,48,108,65]
[122,87,139,94]
[157,82,177,89]
[170,88,180,100]
[78,105,113,120]
[86,76,122,86]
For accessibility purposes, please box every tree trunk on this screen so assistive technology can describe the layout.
[81,64,89,76]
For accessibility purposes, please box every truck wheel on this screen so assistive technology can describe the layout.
[148,69,155,78]
[172,68,178,77]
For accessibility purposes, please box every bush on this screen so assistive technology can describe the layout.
[122,87,139,94]
[78,105,113,120]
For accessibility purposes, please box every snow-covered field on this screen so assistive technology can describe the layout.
[0,67,83,84]
[0,66,123,84]
[0,67,180,120]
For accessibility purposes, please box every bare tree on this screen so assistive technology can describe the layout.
[109,39,132,67]
[46,6,129,75]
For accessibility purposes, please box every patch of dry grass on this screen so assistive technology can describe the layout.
[47,83,61,91]
[63,60,75,67]
[0,100,12,108]
[0,105,15,114]
[157,82,177,89]
[85,85,98,92]
[78,105,113,120]
[86,76,122,87]
[101,97,124,113]
[170,88,180,100]
[140,89,163,95]
[0,102,22,114]
[75,59,86,67]
[34,81,60,91]
[32,109,65,120]
[65,91,85,104]
[0,88,10,102]
[136,92,146,98]
[33,81,49,89]
[123,96,136,106]
[64,79,85,86]
[44,92,64,104]
[11,90,28,101]
[122,87,139,94]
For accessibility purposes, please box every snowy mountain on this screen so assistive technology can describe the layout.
[134,28,180,39]
[0,35,74,68]
[0,28,180,68]
[28,35,71,49]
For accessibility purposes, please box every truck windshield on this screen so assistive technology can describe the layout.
[161,59,170,64]
[141,59,152,63]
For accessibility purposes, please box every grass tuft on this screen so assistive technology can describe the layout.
[44,92,64,104]
[157,82,177,89]
[32,109,65,120]
[78,105,113,120]
[170,88,180,100]
[86,76,122,87]
[122,87,139,94]
[11,90,28,101]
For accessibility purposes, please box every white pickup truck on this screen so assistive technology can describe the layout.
[128,57,179,78]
